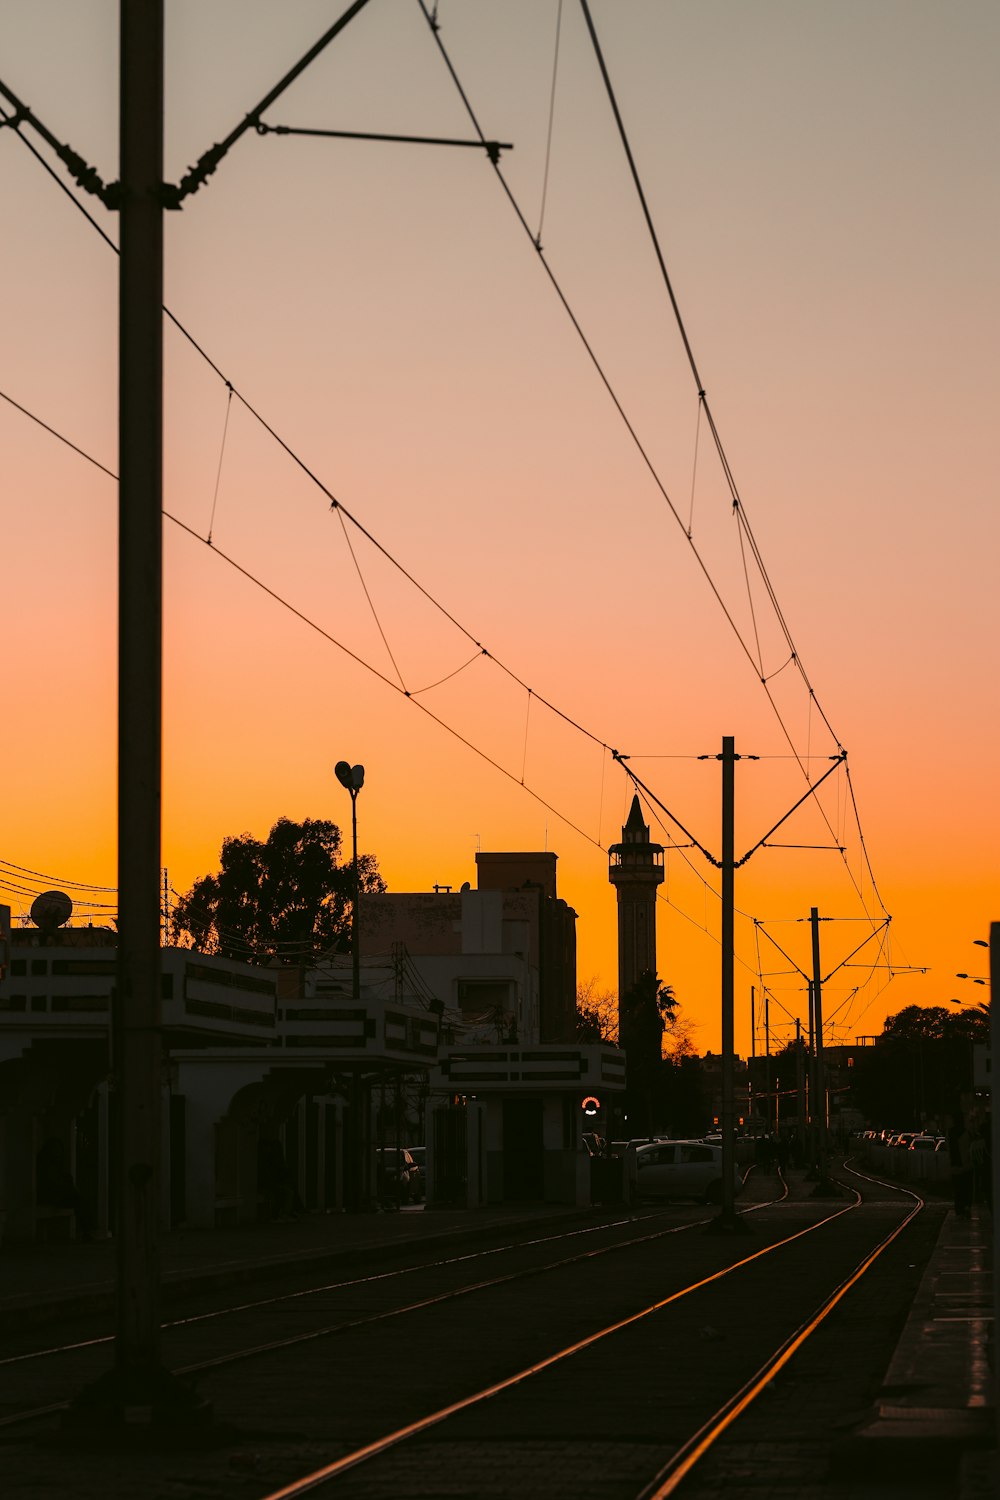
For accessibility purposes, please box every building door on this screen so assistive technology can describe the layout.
[502,1096,544,1200]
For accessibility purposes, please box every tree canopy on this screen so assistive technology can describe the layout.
[849,999,990,1124]
[575,977,618,1044]
[882,1002,989,1045]
[170,816,385,964]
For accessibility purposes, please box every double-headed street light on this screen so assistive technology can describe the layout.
[335,761,365,1002]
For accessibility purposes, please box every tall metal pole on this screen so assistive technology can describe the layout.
[70,3,204,1430]
[750,987,755,1062]
[716,735,740,1228]
[116,0,164,1388]
[749,986,755,1126]
[336,760,365,1211]
[807,979,815,1143]
[795,1017,806,1161]
[764,987,771,1130]
[810,907,831,1189]
[351,790,360,1002]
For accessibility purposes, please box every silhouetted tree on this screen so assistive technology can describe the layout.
[620,971,678,1135]
[883,1002,989,1045]
[575,977,618,1043]
[852,1001,989,1126]
[660,1055,711,1138]
[171,816,385,964]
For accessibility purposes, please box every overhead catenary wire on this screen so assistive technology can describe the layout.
[3,39,866,900]
[571,1,878,882]
[0,383,618,864]
[2,376,898,1007]
[534,0,564,250]
[0,857,119,894]
[206,383,233,545]
[1,21,896,997]
[0,81,885,928]
[411,5,887,929]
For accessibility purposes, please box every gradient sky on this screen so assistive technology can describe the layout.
[2,1,997,1053]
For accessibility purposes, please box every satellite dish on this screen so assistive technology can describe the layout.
[30,890,73,934]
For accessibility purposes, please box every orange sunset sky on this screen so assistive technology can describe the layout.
[2,1,997,1054]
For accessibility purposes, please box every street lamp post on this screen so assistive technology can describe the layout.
[334,760,365,1002]
[335,760,365,1213]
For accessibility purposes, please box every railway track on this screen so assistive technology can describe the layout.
[0,1165,939,1500]
[0,1182,781,1425]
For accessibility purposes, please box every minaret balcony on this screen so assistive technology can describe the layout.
[608,847,665,883]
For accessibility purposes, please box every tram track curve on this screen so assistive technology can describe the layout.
[0,1178,785,1428]
[0,1164,937,1500]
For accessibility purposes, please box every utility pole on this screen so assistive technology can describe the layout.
[749,986,755,1126]
[69,1,204,1432]
[617,746,847,1230]
[113,0,165,1408]
[807,979,814,1152]
[764,987,771,1130]
[795,1017,806,1163]
[810,907,834,1192]
[713,736,743,1230]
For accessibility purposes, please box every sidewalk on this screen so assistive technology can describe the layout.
[0,1200,609,1334]
[835,1201,997,1492]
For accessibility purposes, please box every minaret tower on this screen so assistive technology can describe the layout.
[609,795,665,1038]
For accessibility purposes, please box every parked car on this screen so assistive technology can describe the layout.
[375,1147,420,1204]
[908,1135,938,1152]
[629,1140,742,1205]
[610,1138,664,1157]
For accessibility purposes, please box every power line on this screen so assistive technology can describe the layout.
[0,857,118,894]
[412,2,889,931]
[2,77,880,917]
[2,29,894,991]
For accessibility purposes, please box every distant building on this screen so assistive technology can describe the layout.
[358,851,624,1205]
[360,850,577,1045]
[0,920,438,1237]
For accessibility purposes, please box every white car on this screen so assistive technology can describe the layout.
[629,1139,742,1205]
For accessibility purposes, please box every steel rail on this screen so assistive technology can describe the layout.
[0,1178,792,1430]
[640,1166,925,1497]
[0,1200,749,1372]
[257,1186,879,1500]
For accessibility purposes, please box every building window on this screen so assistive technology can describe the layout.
[30,995,48,1012]
[31,959,47,976]
[10,958,27,977]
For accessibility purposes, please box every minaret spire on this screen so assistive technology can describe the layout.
[609,795,665,1042]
